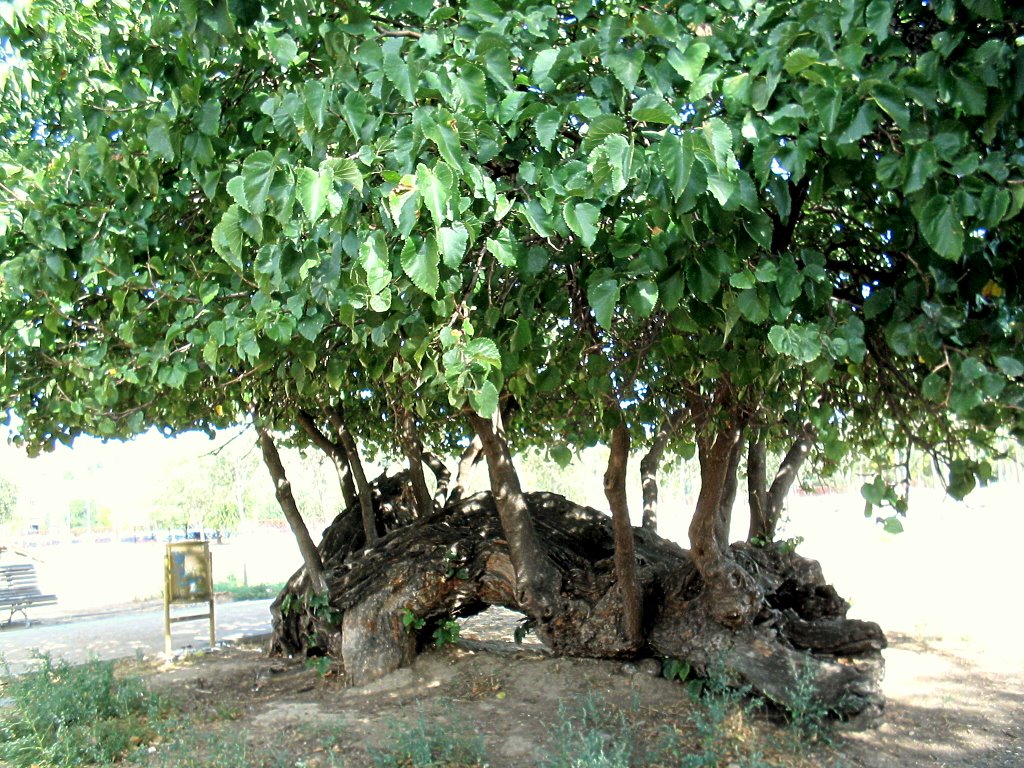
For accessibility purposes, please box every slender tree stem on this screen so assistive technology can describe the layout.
[468,410,560,618]
[327,403,377,546]
[256,423,328,594]
[604,418,642,646]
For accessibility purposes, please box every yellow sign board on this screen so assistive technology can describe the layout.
[163,541,215,655]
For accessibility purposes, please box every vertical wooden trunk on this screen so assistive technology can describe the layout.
[603,420,642,647]
[398,408,435,519]
[747,437,770,542]
[639,410,685,532]
[256,425,328,594]
[468,410,561,618]
[746,425,814,543]
[327,403,378,546]
[714,432,745,554]
[688,424,761,629]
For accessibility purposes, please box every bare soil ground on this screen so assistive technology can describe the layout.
[117,608,1023,768]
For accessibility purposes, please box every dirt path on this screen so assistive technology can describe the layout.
[841,633,1024,767]
[0,599,273,675]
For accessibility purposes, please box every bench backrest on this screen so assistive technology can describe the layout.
[1,563,42,593]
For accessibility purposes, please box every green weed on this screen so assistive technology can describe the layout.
[0,653,163,768]
[145,727,252,768]
[368,714,487,767]
[542,696,634,768]
[784,660,832,747]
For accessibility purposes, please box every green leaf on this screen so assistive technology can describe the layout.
[401,240,440,296]
[469,380,499,418]
[703,118,736,177]
[535,107,562,149]
[532,48,560,87]
[994,355,1024,377]
[582,115,626,152]
[267,33,298,68]
[659,133,694,200]
[295,166,333,223]
[485,231,518,268]
[606,48,644,92]
[629,280,659,317]
[563,201,600,248]
[915,195,964,260]
[242,150,276,216]
[383,38,416,102]
[437,223,469,268]
[631,94,677,124]
[196,99,221,136]
[668,41,709,82]
[587,270,619,329]
[881,516,904,534]
[736,287,769,323]
[417,162,454,226]
[324,157,363,193]
[550,445,573,468]
[212,204,245,271]
[865,0,893,42]
[784,47,820,75]
[860,477,887,506]
[146,117,175,162]
[837,103,874,145]
[872,83,910,127]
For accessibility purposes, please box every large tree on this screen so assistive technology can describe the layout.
[2,0,1022,719]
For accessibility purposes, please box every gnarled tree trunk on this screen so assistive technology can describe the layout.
[688,423,762,630]
[269,484,885,722]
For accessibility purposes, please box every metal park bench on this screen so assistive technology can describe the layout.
[0,563,58,627]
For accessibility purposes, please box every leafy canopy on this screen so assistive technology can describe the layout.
[0,0,1021,503]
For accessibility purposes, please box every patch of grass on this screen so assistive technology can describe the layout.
[0,653,164,768]
[215,575,285,601]
[648,672,774,768]
[145,727,253,768]
[368,714,487,767]
[542,695,635,768]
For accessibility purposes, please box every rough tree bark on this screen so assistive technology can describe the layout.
[270,486,886,721]
[688,423,762,630]
[397,407,434,519]
[326,403,377,546]
[713,429,746,555]
[639,410,685,532]
[468,410,561,619]
[421,452,451,507]
[255,424,328,594]
[747,437,769,541]
[747,424,816,542]
[449,436,483,503]
[296,409,357,511]
[603,419,642,648]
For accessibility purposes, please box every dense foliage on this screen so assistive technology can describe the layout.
[1,0,1022,528]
